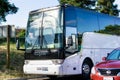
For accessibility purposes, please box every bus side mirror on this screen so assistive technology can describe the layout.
[16,39,20,50]
[67,36,73,47]
[16,39,25,51]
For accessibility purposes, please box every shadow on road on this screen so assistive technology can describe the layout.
[43,75,89,80]
[8,75,90,80]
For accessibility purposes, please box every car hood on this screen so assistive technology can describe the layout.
[96,60,120,68]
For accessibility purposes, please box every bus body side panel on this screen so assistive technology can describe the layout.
[61,53,82,75]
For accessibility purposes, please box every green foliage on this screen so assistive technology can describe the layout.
[0,38,25,50]
[0,38,6,44]
[0,38,16,44]
[0,50,24,77]
[59,0,96,10]
[0,0,18,22]
[96,0,119,16]
[0,52,6,66]
[16,29,25,37]
[18,30,25,37]
[0,42,37,79]
[96,25,120,35]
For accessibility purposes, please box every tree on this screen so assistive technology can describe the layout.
[16,29,25,37]
[96,0,119,16]
[0,0,18,22]
[59,0,119,16]
[59,0,96,10]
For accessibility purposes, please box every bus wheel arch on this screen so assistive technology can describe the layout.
[82,57,93,79]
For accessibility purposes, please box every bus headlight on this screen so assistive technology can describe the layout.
[24,60,29,65]
[52,60,64,65]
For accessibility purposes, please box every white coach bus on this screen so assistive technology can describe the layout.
[17,5,120,79]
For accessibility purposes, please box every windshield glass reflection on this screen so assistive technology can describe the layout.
[25,9,63,50]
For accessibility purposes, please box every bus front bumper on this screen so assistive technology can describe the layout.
[23,61,63,75]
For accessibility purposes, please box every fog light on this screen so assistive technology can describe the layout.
[24,60,29,65]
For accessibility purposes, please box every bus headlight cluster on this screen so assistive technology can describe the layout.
[52,60,64,65]
[24,60,29,65]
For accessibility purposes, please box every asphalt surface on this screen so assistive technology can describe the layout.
[8,75,88,80]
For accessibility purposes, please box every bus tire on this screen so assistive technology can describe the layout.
[82,60,92,80]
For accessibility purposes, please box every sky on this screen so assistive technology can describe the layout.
[1,0,120,28]
[1,0,59,28]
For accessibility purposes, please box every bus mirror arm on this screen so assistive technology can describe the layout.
[16,39,20,50]
[16,39,25,51]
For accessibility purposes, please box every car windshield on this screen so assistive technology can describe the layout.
[107,49,120,60]
[25,8,63,50]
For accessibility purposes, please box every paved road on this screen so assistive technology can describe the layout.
[8,75,87,80]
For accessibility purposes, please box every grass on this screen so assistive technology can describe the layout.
[0,42,25,80]
[0,39,38,80]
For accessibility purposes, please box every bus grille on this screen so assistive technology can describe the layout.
[98,68,120,76]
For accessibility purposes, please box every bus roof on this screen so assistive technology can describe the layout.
[29,5,120,19]
[29,5,60,15]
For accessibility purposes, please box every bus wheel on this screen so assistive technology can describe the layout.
[82,61,92,79]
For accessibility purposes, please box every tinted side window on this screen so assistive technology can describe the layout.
[65,7,77,27]
[115,18,120,25]
[98,14,114,30]
[76,8,99,33]
[65,7,78,57]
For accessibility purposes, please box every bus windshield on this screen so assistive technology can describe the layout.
[25,8,63,50]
